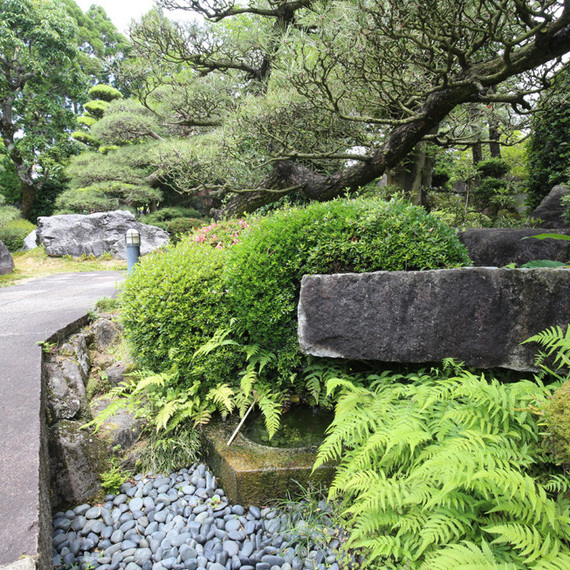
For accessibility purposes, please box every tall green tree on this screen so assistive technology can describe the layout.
[0,0,89,219]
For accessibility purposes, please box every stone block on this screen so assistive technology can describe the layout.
[202,418,336,507]
[44,360,87,424]
[48,420,106,510]
[298,267,570,371]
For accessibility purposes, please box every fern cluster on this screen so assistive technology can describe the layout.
[315,368,570,568]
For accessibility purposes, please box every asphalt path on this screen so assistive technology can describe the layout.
[0,272,124,567]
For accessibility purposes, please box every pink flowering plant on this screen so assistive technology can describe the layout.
[192,218,252,249]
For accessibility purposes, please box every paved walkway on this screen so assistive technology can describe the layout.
[0,272,124,569]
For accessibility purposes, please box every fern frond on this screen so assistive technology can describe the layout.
[154,399,182,431]
[421,540,517,569]
[81,397,132,432]
[132,371,172,394]
[240,364,258,398]
[206,383,235,414]
[192,325,239,359]
[523,325,570,372]
[256,391,282,439]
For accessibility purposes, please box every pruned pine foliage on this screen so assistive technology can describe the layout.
[315,370,570,568]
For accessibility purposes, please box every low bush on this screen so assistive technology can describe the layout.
[120,242,242,387]
[163,218,205,242]
[0,218,36,251]
[0,204,21,228]
[223,197,471,383]
[140,207,203,224]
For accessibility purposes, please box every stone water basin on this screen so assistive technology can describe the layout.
[202,407,336,507]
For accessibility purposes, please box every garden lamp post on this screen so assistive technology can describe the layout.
[125,228,140,274]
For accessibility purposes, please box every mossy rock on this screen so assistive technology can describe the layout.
[547,379,570,464]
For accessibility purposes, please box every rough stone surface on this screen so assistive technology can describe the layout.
[49,420,106,510]
[0,240,14,276]
[36,210,169,259]
[44,360,87,424]
[531,185,570,227]
[298,267,570,371]
[458,228,570,267]
[89,397,143,452]
[22,230,38,251]
[90,318,123,352]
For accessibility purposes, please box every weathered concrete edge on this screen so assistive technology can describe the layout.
[2,314,92,570]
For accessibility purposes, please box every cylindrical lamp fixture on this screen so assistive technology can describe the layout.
[125,228,141,274]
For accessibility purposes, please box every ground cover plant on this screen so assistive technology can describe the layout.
[0,246,126,288]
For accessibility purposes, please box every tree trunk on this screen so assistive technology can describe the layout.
[19,178,38,220]
[472,142,483,166]
[386,143,430,206]
[489,124,501,158]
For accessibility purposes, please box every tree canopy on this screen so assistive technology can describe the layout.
[0,0,128,219]
[109,0,570,217]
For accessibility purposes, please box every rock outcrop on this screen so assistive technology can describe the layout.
[298,267,570,371]
[531,185,570,227]
[36,210,169,258]
[22,229,37,251]
[458,228,570,267]
[0,239,14,275]
[45,315,137,509]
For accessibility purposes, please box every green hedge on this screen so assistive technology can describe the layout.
[223,197,471,382]
[120,197,471,391]
[0,218,36,251]
[119,242,242,387]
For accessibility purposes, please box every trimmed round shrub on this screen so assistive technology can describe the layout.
[119,242,242,386]
[0,218,36,251]
[0,204,21,228]
[121,197,471,392]
[223,197,471,382]
[164,218,205,243]
[476,157,510,179]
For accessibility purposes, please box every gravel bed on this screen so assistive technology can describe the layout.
[53,463,343,570]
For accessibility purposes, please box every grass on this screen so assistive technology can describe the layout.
[0,246,127,287]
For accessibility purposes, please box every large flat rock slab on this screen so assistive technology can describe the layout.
[298,267,570,370]
[0,272,123,569]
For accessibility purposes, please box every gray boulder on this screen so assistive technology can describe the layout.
[90,397,143,452]
[44,360,88,425]
[0,239,14,275]
[531,185,570,227]
[459,228,570,267]
[298,267,570,371]
[89,317,123,352]
[21,229,37,251]
[49,420,106,509]
[36,210,169,258]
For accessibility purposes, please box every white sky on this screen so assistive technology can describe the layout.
[74,0,194,34]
